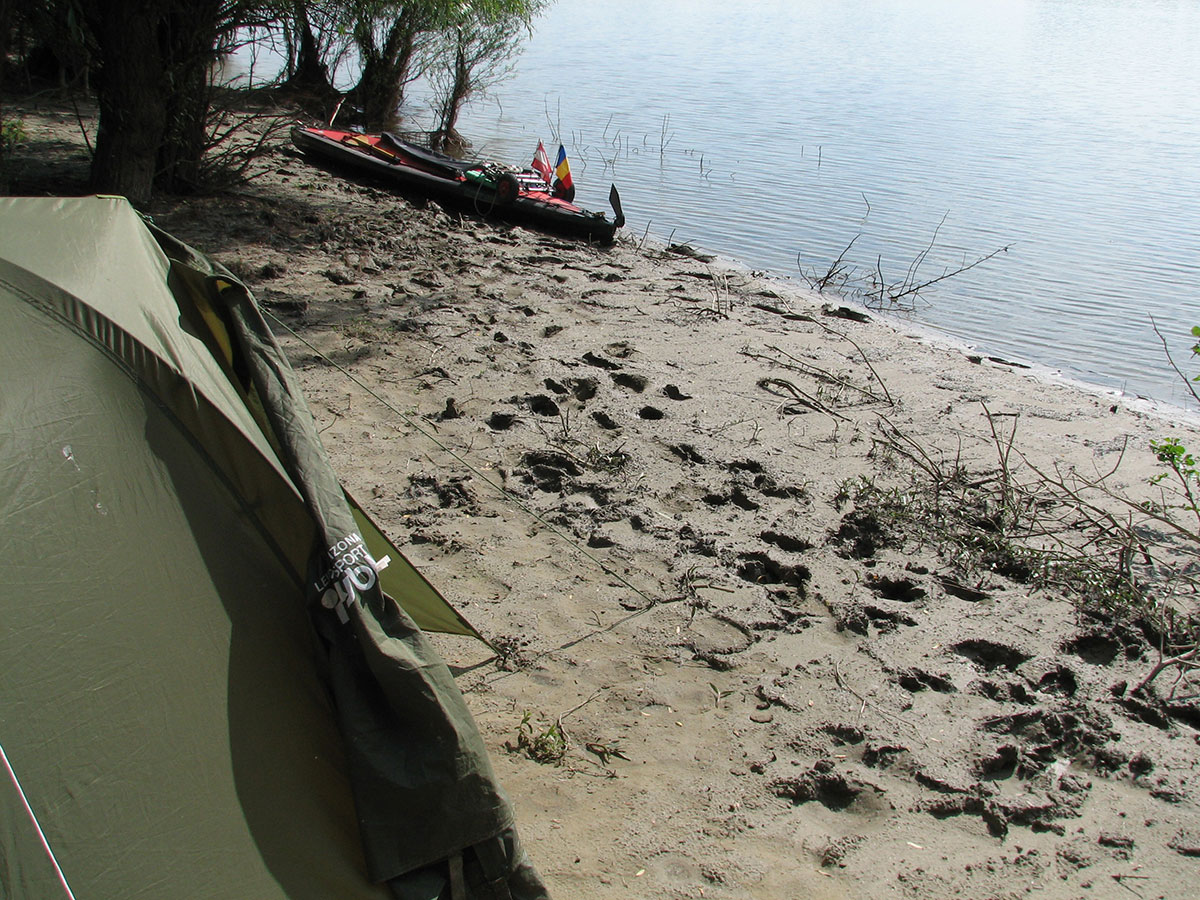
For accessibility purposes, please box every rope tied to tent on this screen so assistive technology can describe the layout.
[265,311,661,615]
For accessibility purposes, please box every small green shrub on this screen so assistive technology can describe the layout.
[513,711,566,765]
[0,114,28,191]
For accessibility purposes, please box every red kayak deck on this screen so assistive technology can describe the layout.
[291,126,621,243]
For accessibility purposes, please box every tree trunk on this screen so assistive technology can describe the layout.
[442,38,470,137]
[431,35,470,153]
[0,1,12,87]
[85,0,167,205]
[155,0,220,194]
[84,0,221,202]
[350,12,421,131]
[284,2,334,96]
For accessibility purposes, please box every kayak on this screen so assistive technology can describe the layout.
[290,126,625,243]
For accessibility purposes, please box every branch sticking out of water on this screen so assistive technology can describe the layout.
[659,114,674,157]
[870,214,1012,311]
[799,233,860,294]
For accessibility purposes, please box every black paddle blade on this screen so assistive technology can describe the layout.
[609,184,625,228]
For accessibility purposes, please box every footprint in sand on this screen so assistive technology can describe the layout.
[611,372,647,392]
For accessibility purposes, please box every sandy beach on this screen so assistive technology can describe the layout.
[10,103,1200,899]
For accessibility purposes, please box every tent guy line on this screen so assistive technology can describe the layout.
[1,196,549,898]
[266,308,662,615]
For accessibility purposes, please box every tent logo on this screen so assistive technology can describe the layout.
[315,533,390,623]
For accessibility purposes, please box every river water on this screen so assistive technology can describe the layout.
[398,0,1200,408]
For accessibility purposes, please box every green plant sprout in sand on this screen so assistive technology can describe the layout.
[512,711,567,765]
[709,682,734,709]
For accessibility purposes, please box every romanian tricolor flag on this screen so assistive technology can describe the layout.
[554,144,574,193]
[531,141,553,186]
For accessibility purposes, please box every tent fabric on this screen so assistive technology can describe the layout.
[0,197,549,900]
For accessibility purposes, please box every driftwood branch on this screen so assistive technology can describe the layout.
[876,242,1012,309]
[757,377,850,422]
[1134,645,1200,697]
[741,344,889,407]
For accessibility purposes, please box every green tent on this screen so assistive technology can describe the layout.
[0,196,548,900]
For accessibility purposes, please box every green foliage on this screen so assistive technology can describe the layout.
[1148,325,1200,526]
[849,422,1178,620]
[514,710,566,765]
[427,4,535,146]
[1,116,26,154]
[0,114,27,191]
[345,0,545,128]
[1151,437,1198,486]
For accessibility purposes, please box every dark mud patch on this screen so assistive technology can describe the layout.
[1165,700,1200,730]
[862,744,908,769]
[723,459,764,474]
[821,723,866,745]
[917,790,1078,838]
[866,575,927,603]
[975,744,1021,780]
[522,450,583,476]
[980,704,1117,775]
[612,372,649,392]
[751,473,808,500]
[669,443,707,464]
[1115,696,1174,730]
[1063,631,1123,666]
[1168,829,1200,858]
[773,760,891,813]
[951,639,1033,672]
[760,531,813,553]
[862,604,917,630]
[582,350,621,370]
[520,450,583,493]
[831,510,891,560]
[567,377,599,401]
[892,667,957,694]
[1035,665,1079,698]
[407,474,477,510]
[730,487,759,510]
[526,394,561,417]
[736,552,810,595]
[487,410,517,430]
[971,678,1035,705]
[834,601,917,635]
[936,574,992,602]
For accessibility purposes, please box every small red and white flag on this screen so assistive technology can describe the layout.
[531,141,553,186]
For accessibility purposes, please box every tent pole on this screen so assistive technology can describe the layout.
[1,741,78,900]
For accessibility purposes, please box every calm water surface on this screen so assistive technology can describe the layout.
[403,0,1200,407]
